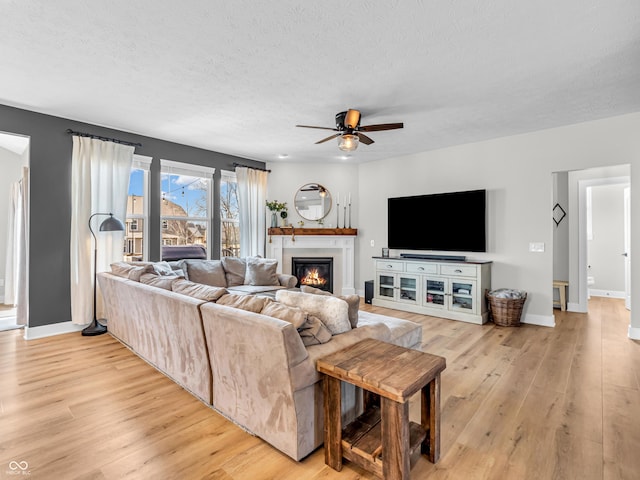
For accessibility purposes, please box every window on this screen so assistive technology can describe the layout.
[220,170,240,257]
[160,159,214,260]
[124,155,151,261]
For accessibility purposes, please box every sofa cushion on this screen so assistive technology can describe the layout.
[244,257,280,286]
[182,260,227,287]
[300,285,360,328]
[275,290,350,335]
[221,257,247,286]
[172,279,228,302]
[298,315,332,346]
[227,285,287,296]
[110,262,153,281]
[140,273,184,290]
[217,293,273,313]
[260,302,307,329]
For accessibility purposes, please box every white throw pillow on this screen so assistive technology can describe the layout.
[275,290,350,335]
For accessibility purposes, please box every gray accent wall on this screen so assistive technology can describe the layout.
[0,104,265,328]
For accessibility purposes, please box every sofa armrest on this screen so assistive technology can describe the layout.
[278,273,298,288]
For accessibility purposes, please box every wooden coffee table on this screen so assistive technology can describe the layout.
[317,338,446,480]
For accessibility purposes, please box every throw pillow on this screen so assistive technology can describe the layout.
[298,315,332,346]
[244,257,279,286]
[216,293,273,313]
[260,302,307,329]
[300,285,360,328]
[140,273,183,290]
[172,279,228,302]
[221,257,247,287]
[110,262,153,281]
[182,260,227,287]
[275,290,350,335]
[152,261,175,276]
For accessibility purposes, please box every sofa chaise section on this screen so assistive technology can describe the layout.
[98,272,213,405]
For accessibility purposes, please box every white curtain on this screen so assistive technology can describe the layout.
[236,166,268,257]
[70,137,133,325]
[4,167,29,324]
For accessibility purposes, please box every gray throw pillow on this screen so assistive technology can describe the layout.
[260,302,307,329]
[298,315,332,345]
[221,257,247,286]
[182,260,227,287]
[244,257,279,286]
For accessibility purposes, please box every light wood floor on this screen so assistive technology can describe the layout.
[1,297,639,479]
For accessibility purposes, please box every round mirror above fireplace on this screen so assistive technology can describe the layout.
[294,183,332,221]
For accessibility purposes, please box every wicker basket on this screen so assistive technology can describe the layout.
[485,290,527,327]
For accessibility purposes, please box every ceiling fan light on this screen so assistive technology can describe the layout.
[338,134,359,152]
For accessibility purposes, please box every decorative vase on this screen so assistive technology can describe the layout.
[271,212,277,228]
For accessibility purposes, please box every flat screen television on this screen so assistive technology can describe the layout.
[388,189,486,252]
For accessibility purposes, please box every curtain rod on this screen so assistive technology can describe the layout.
[233,162,271,173]
[66,128,142,147]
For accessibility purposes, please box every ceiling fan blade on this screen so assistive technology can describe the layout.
[356,132,375,145]
[315,133,341,144]
[344,109,361,129]
[296,125,338,131]
[358,122,404,132]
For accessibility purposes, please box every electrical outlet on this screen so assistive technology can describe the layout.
[529,242,545,253]
[370,240,375,247]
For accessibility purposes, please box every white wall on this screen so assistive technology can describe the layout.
[0,146,25,300]
[588,184,626,295]
[268,112,640,331]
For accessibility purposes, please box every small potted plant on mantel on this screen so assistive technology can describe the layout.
[266,200,287,228]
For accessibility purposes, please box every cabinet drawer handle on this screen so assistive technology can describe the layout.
[418,267,424,271]
[387,264,393,268]
[454,269,462,273]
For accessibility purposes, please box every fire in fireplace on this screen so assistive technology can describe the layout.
[292,257,333,293]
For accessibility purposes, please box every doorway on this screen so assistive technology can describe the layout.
[552,164,630,315]
[0,131,30,331]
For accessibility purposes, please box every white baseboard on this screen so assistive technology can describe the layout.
[24,321,85,340]
[567,302,587,313]
[628,325,640,340]
[522,313,555,328]
[589,289,625,299]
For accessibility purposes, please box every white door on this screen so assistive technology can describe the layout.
[624,187,631,310]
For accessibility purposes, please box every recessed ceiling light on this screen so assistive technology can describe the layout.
[278,154,289,159]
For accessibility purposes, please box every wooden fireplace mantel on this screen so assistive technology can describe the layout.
[268,227,357,236]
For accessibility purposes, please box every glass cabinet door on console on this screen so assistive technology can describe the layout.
[450,279,477,314]
[423,277,448,310]
[377,273,395,300]
[375,272,419,305]
[397,274,419,304]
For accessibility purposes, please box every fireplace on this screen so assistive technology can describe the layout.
[292,257,333,293]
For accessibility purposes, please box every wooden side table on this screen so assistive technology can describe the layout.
[317,338,446,480]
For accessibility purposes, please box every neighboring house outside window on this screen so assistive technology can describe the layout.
[124,155,151,261]
[220,170,240,257]
[160,159,214,260]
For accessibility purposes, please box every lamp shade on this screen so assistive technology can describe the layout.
[99,215,125,232]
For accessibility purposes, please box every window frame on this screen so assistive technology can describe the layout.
[220,169,240,257]
[125,155,151,261]
[160,159,215,259]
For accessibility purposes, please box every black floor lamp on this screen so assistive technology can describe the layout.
[82,212,125,336]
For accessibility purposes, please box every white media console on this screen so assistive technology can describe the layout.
[372,256,492,324]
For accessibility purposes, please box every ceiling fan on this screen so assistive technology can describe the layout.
[296,109,404,152]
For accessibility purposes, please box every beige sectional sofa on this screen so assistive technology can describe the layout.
[98,257,422,461]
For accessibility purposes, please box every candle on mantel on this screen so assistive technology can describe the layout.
[336,192,340,205]
[348,192,351,204]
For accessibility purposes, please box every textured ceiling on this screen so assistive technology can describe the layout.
[1,1,639,164]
